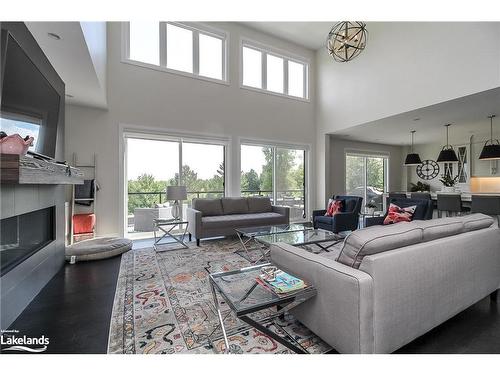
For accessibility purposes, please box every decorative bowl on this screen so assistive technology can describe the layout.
[0,133,34,155]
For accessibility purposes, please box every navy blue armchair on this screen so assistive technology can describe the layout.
[313,195,363,233]
[365,197,434,227]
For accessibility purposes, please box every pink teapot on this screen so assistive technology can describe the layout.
[0,132,35,155]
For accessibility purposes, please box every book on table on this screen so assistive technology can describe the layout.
[259,270,306,294]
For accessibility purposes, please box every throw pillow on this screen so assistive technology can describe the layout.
[325,199,343,217]
[383,203,417,225]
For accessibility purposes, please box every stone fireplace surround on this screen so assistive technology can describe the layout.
[0,184,66,329]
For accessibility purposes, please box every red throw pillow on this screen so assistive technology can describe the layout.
[325,199,343,217]
[383,203,417,225]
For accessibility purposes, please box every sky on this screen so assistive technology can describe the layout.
[126,139,300,181]
[127,138,268,180]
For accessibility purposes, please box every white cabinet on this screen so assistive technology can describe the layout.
[471,139,499,176]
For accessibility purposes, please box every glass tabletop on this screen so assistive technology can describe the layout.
[255,229,347,247]
[209,263,316,316]
[153,218,188,225]
[235,223,313,237]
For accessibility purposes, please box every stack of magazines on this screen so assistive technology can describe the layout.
[257,269,306,295]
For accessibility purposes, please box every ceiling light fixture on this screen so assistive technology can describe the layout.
[326,22,367,62]
[47,32,61,40]
[404,130,422,166]
[479,115,500,160]
[436,124,459,163]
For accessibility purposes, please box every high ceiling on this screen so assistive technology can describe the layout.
[331,87,500,146]
[26,22,107,108]
[243,22,334,50]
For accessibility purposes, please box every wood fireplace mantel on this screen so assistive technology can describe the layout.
[0,154,84,185]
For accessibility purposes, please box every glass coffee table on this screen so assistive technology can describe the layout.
[208,263,316,354]
[256,228,347,253]
[235,223,314,263]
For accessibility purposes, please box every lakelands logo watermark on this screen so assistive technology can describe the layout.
[1,329,49,353]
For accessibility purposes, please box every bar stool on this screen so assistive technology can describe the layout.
[386,192,407,209]
[471,195,500,227]
[389,192,407,199]
[410,192,431,200]
[436,194,467,218]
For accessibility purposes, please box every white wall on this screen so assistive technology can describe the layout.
[66,22,316,236]
[327,136,405,204]
[316,22,500,206]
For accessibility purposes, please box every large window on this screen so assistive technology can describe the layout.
[126,136,226,238]
[345,153,388,212]
[241,41,308,100]
[124,22,227,82]
[241,144,306,222]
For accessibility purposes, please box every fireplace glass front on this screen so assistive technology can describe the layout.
[0,206,55,276]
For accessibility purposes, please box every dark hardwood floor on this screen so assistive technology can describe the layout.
[6,252,500,354]
[6,256,121,354]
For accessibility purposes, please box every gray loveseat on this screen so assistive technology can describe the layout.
[187,197,289,246]
[271,214,500,353]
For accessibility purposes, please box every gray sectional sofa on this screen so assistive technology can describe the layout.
[187,197,289,245]
[270,213,500,353]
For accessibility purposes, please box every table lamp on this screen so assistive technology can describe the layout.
[167,185,187,220]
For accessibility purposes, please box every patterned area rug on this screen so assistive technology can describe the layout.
[107,238,332,354]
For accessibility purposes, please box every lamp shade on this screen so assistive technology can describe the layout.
[436,148,458,163]
[479,143,500,160]
[404,130,422,166]
[479,115,500,160]
[166,185,187,200]
[404,153,422,166]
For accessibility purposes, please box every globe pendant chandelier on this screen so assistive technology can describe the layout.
[326,21,368,62]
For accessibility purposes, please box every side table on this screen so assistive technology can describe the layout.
[153,218,189,251]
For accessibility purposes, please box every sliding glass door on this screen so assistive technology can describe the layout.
[345,153,388,212]
[125,135,225,238]
[241,144,306,222]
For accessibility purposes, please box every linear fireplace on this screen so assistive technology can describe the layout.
[0,206,55,275]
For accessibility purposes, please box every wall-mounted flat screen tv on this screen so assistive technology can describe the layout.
[1,30,60,159]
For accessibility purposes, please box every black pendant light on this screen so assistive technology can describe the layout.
[404,130,422,166]
[437,124,458,163]
[479,115,500,160]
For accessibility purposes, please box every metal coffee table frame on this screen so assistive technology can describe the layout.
[208,263,316,354]
[255,229,347,254]
[235,223,314,264]
[153,219,189,251]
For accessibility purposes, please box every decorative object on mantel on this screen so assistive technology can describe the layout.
[437,124,459,163]
[479,115,500,160]
[439,173,459,192]
[167,185,187,220]
[416,160,440,180]
[326,22,367,62]
[0,132,34,155]
[404,130,422,166]
[410,181,431,192]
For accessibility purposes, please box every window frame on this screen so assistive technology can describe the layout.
[344,150,390,211]
[239,139,310,222]
[239,38,310,102]
[122,22,229,86]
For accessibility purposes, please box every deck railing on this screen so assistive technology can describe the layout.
[127,189,305,218]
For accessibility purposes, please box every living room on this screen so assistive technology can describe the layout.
[1,1,500,373]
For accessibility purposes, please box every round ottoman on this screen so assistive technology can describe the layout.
[65,237,132,263]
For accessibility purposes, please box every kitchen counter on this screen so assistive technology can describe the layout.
[385,192,500,202]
